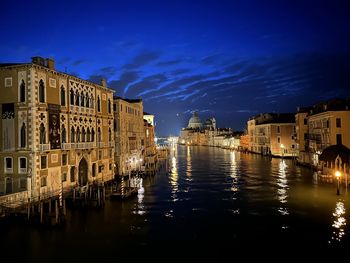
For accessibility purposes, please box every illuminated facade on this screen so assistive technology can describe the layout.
[113,97,144,176]
[296,99,350,166]
[143,117,157,172]
[0,57,114,196]
[248,113,296,157]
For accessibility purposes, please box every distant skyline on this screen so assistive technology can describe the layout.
[1,0,350,135]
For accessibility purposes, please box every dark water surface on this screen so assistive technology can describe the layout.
[1,146,349,260]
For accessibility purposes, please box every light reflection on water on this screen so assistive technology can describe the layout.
[277,160,289,216]
[2,145,350,258]
[329,200,346,243]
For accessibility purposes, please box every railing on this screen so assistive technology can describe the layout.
[97,142,104,148]
[62,143,71,150]
[38,144,50,152]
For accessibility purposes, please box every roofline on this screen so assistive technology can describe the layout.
[0,62,115,92]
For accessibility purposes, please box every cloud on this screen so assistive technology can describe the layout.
[88,74,107,85]
[125,73,168,96]
[123,50,161,69]
[156,59,183,67]
[201,53,223,65]
[72,59,87,66]
[108,71,140,93]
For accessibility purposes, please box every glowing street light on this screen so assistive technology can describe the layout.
[335,171,341,195]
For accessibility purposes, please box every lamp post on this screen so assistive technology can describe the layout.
[335,171,341,195]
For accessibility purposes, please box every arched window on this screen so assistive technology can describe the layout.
[108,128,112,141]
[82,127,86,142]
[61,125,66,143]
[91,128,95,142]
[87,128,91,142]
[70,166,75,182]
[70,89,74,105]
[60,86,66,106]
[20,80,26,102]
[86,93,90,108]
[76,127,81,143]
[97,96,101,112]
[39,123,46,144]
[75,91,79,106]
[90,95,94,109]
[39,79,45,103]
[80,91,84,107]
[71,127,75,143]
[108,99,111,113]
[97,127,101,142]
[20,122,26,147]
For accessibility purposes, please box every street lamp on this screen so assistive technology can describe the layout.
[335,171,341,195]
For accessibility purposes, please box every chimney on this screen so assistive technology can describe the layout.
[101,78,107,87]
[46,58,55,70]
[31,56,46,66]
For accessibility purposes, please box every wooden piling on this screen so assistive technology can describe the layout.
[55,200,58,224]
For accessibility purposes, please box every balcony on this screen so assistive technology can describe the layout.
[68,142,96,150]
[97,142,104,148]
[38,144,50,152]
[62,143,71,150]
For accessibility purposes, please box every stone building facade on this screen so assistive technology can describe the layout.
[0,57,114,196]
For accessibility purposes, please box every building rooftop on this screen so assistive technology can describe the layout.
[114,96,142,103]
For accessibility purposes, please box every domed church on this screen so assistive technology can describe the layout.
[187,111,203,129]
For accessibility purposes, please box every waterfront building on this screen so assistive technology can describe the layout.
[296,99,350,167]
[179,112,232,146]
[113,97,144,176]
[0,57,114,196]
[239,133,250,151]
[248,113,296,157]
[143,116,157,173]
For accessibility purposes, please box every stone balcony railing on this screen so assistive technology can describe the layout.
[62,142,96,150]
[38,144,50,152]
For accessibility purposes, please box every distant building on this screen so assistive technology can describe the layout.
[0,57,114,196]
[187,111,202,130]
[248,113,296,157]
[179,112,232,146]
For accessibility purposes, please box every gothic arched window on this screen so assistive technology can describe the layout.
[20,80,26,102]
[39,79,45,103]
[20,122,26,147]
[39,123,46,144]
[60,86,66,106]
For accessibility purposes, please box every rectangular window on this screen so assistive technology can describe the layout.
[113,104,116,112]
[99,150,102,160]
[277,137,280,143]
[292,144,295,149]
[98,165,103,173]
[336,134,342,145]
[41,176,47,187]
[109,163,112,171]
[62,154,67,166]
[304,118,307,125]
[336,118,341,128]
[19,157,27,173]
[20,178,27,189]
[277,126,280,133]
[5,157,13,173]
[5,77,12,87]
[61,173,67,182]
[40,156,47,169]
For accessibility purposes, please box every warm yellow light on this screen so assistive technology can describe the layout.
[280,144,284,149]
[335,171,341,178]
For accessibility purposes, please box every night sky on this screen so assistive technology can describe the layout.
[1,0,350,136]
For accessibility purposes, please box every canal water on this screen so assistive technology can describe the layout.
[1,145,349,260]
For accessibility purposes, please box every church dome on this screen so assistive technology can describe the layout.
[188,111,203,129]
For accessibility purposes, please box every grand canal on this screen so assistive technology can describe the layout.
[1,145,349,260]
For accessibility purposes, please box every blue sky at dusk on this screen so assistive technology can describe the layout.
[1,0,350,135]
